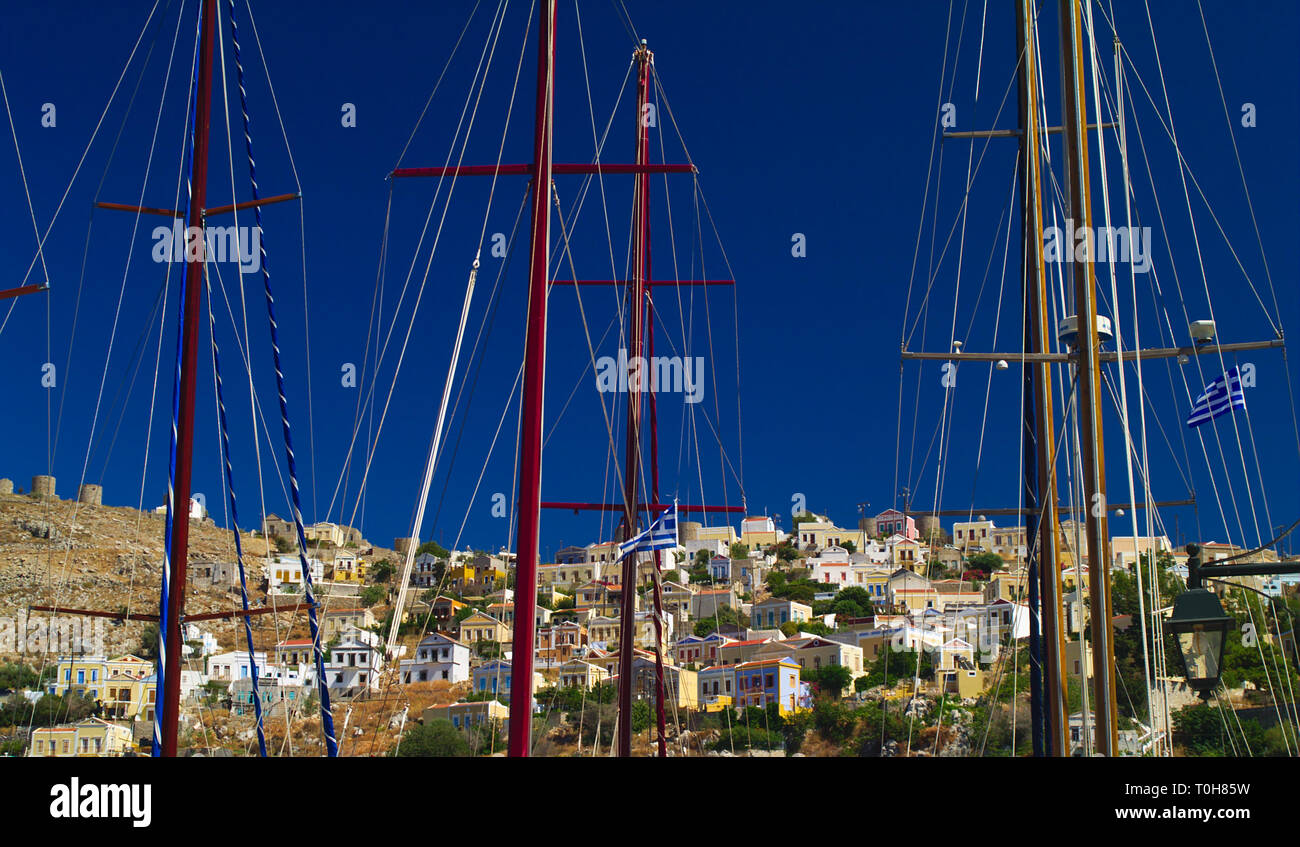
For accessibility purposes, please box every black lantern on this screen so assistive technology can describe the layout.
[1167,587,1232,699]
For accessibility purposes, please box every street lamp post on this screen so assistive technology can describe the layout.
[1169,542,1300,698]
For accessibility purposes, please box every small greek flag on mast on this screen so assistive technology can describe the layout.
[618,502,679,560]
[1186,366,1247,429]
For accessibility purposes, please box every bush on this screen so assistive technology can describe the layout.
[812,699,856,744]
[712,726,783,752]
[395,719,471,757]
[0,662,39,691]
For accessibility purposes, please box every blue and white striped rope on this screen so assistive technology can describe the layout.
[227,0,337,756]
[207,283,268,756]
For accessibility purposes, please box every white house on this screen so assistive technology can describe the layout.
[412,552,442,588]
[266,555,326,592]
[206,650,267,682]
[810,545,853,587]
[181,623,219,658]
[399,633,470,685]
[323,630,384,697]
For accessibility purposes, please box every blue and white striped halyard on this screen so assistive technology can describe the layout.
[1186,366,1247,429]
[207,280,268,757]
[618,504,679,560]
[227,0,337,756]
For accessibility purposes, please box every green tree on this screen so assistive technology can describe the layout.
[694,605,741,637]
[861,647,933,688]
[395,719,472,757]
[0,662,39,691]
[360,584,386,607]
[804,663,853,698]
[370,560,395,583]
[137,623,160,662]
[415,540,449,559]
[729,543,750,559]
[1171,703,1234,756]
[965,552,1003,575]
[829,586,874,619]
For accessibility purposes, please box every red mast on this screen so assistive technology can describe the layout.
[391,10,723,758]
[615,41,654,759]
[160,0,216,758]
[640,43,669,758]
[506,0,556,758]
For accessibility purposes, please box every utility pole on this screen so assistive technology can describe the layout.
[1058,0,1120,755]
[1017,0,1069,757]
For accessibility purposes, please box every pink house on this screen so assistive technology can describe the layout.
[875,509,917,540]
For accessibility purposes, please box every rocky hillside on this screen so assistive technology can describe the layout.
[0,490,346,659]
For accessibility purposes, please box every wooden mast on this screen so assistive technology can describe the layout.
[506,0,556,758]
[1016,0,1070,757]
[1058,0,1120,755]
[616,41,654,759]
[160,0,216,758]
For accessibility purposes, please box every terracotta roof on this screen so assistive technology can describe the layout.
[737,656,798,669]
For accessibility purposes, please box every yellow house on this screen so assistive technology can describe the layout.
[29,718,136,757]
[330,551,368,584]
[849,567,892,604]
[444,562,477,592]
[459,611,512,645]
[890,536,926,570]
[939,667,986,699]
[793,519,859,551]
[470,555,509,594]
[985,569,1030,603]
[49,654,153,701]
[102,671,154,720]
[322,607,377,640]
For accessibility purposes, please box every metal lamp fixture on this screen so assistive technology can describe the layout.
[1167,587,1232,699]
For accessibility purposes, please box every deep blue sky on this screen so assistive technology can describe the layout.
[1,1,1297,561]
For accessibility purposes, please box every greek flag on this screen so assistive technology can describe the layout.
[618,504,679,559]
[1186,366,1246,429]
